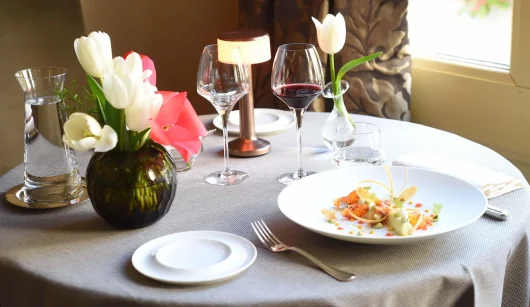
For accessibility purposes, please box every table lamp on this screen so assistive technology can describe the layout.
[218,30,271,157]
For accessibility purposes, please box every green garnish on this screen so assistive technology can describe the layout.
[393,197,403,208]
[433,204,442,215]
[361,187,371,190]
[432,204,442,222]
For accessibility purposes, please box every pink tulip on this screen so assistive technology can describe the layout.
[150,91,207,162]
[123,51,157,86]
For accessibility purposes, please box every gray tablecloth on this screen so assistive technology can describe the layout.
[0,112,529,307]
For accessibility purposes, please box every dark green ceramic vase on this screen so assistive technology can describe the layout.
[86,143,177,229]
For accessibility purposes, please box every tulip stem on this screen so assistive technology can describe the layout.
[328,53,355,128]
[330,54,337,95]
[118,109,129,152]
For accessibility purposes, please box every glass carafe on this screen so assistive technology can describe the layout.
[14,67,84,205]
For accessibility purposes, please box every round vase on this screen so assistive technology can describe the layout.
[86,144,177,229]
[322,81,356,149]
[322,105,356,149]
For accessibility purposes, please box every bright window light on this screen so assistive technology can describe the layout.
[408,0,513,68]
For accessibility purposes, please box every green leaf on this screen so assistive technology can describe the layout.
[93,95,107,124]
[335,52,382,83]
[393,197,403,208]
[103,103,128,152]
[433,204,443,216]
[86,74,107,123]
[129,128,151,151]
[361,187,371,190]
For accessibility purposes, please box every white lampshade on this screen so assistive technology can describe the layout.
[217,30,271,65]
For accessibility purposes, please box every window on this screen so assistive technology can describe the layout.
[408,0,530,178]
[408,0,512,68]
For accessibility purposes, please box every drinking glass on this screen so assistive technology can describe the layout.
[331,122,385,167]
[197,44,250,185]
[14,67,84,205]
[271,43,324,185]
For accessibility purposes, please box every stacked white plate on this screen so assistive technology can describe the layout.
[132,231,257,284]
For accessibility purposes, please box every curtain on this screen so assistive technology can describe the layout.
[239,0,411,121]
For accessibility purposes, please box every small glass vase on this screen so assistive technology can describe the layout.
[163,143,202,172]
[322,80,356,149]
[86,143,177,229]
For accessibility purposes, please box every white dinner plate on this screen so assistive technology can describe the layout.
[278,166,487,245]
[213,108,294,136]
[132,231,257,284]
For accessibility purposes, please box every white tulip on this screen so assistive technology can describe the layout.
[62,113,117,152]
[311,13,346,54]
[102,72,132,109]
[125,82,162,131]
[74,31,112,78]
[111,53,143,79]
[102,53,145,109]
[94,125,119,152]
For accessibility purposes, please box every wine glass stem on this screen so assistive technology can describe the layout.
[293,108,305,178]
[221,109,232,176]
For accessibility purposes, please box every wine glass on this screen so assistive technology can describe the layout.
[272,43,324,185]
[197,44,250,185]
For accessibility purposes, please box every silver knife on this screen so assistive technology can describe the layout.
[484,205,509,220]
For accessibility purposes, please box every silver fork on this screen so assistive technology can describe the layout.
[251,220,355,282]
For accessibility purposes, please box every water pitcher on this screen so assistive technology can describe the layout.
[14,67,84,205]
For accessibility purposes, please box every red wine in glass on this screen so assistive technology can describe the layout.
[271,43,324,185]
[273,84,323,109]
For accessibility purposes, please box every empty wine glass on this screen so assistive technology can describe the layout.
[271,43,324,185]
[197,44,250,185]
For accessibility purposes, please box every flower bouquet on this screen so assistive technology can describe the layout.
[66,31,207,228]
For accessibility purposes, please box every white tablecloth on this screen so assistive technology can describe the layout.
[0,112,528,307]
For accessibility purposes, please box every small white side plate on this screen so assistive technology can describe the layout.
[213,108,294,136]
[132,231,257,285]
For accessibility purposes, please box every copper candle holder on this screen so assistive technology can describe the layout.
[218,30,271,157]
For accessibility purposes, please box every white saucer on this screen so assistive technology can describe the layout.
[213,108,294,136]
[132,231,257,285]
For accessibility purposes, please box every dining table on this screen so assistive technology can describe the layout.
[0,112,529,307]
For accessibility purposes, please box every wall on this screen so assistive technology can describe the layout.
[79,0,240,115]
[0,0,85,175]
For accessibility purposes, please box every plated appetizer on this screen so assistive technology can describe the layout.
[322,167,442,237]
